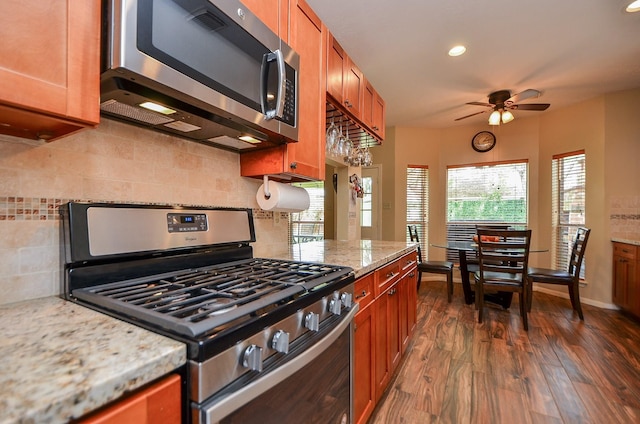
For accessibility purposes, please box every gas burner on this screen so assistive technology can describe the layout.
[198,298,238,316]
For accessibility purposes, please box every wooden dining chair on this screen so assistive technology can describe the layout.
[474,228,532,330]
[408,225,454,302]
[527,227,591,320]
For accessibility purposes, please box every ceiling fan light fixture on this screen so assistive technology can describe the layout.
[626,0,640,12]
[488,110,501,125]
[501,110,514,123]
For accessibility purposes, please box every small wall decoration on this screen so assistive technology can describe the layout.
[349,174,364,202]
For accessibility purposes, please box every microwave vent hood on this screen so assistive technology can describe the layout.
[100,0,300,153]
[100,76,276,152]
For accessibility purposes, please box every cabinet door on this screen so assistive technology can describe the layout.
[362,80,375,129]
[613,253,629,308]
[0,0,100,141]
[372,91,386,140]
[79,374,181,424]
[240,0,288,40]
[387,283,401,373]
[354,303,375,424]
[240,0,325,181]
[344,58,363,118]
[373,290,390,401]
[326,33,345,105]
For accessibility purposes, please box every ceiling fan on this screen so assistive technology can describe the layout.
[455,89,550,125]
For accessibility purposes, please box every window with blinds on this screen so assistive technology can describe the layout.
[406,165,429,257]
[290,182,324,244]
[446,160,528,261]
[552,151,586,276]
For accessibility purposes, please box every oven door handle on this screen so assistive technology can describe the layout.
[198,304,359,423]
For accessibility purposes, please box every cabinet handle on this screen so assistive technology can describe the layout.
[386,271,395,278]
[289,162,297,170]
[409,272,415,278]
[355,290,367,299]
[345,99,353,108]
[373,126,379,131]
[388,288,397,296]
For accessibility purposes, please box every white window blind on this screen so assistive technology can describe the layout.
[406,165,429,257]
[290,182,324,244]
[552,151,586,276]
[446,160,528,261]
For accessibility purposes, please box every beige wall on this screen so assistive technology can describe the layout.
[0,118,289,305]
[387,87,640,307]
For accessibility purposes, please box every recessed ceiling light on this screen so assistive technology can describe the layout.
[448,45,466,57]
[626,0,640,12]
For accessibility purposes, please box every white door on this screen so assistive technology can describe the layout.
[360,166,381,240]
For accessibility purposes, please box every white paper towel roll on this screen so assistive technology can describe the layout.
[256,181,310,212]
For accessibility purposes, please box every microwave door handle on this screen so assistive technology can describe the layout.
[261,49,286,121]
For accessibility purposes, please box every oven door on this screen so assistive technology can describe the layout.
[195,306,358,424]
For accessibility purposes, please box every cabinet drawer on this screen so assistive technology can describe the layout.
[399,251,418,275]
[614,243,637,260]
[354,272,375,309]
[375,259,401,296]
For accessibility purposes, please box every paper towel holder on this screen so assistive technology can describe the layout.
[262,175,272,199]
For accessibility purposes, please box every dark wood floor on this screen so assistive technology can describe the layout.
[369,281,640,423]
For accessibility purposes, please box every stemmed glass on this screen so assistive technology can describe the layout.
[325,117,338,155]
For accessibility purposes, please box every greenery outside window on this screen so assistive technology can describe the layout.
[552,150,586,277]
[446,160,528,261]
[290,182,324,244]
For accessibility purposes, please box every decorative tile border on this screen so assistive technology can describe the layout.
[0,197,278,221]
[610,214,640,220]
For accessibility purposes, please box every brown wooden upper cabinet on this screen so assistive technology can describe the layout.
[240,0,288,41]
[327,32,385,142]
[327,33,363,119]
[240,0,326,181]
[363,80,386,140]
[0,0,100,142]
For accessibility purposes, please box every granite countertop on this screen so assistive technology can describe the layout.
[612,238,640,246]
[0,240,414,424]
[0,297,186,424]
[262,239,418,278]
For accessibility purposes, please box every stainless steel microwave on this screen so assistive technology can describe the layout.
[100,0,299,151]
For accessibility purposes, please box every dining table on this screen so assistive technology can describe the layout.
[431,241,548,309]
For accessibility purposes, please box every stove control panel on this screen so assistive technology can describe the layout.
[167,213,208,233]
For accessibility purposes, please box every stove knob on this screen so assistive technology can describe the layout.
[271,330,290,354]
[242,344,263,372]
[304,312,320,332]
[329,298,342,315]
[340,292,353,309]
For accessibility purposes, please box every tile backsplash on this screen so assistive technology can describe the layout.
[0,119,289,306]
[610,195,640,241]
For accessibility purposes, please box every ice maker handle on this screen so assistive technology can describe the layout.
[262,49,286,121]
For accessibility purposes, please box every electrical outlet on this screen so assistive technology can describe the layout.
[273,212,280,224]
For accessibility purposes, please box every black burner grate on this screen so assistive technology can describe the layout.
[72,258,352,338]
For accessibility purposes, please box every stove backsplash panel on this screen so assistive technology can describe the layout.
[0,119,289,306]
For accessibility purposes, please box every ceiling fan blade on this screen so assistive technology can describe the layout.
[454,110,488,121]
[511,103,550,111]
[507,89,541,104]
[466,101,493,107]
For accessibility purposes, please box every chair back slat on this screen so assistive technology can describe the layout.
[476,229,532,281]
[567,227,590,278]
[407,225,423,263]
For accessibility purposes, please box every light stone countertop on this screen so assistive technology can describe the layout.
[261,239,419,278]
[0,240,415,424]
[612,238,640,246]
[0,297,186,424]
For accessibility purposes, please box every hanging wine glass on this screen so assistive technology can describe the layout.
[325,116,338,155]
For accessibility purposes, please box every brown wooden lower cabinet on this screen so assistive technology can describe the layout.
[613,242,640,318]
[77,373,181,424]
[353,250,418,424]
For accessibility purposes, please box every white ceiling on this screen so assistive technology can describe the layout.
[306,0,640,128]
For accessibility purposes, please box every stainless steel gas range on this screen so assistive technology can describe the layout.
[61,202,356,423]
